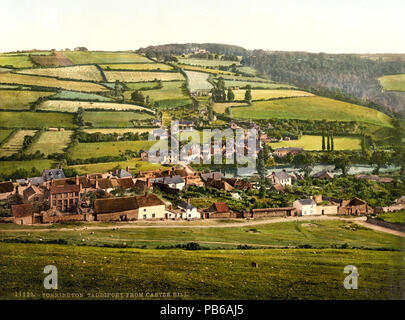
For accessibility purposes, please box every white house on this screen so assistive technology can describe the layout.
[178,200,200,220]
[269,170,292,186]
[293,198,318,216]
[152,175,185,190]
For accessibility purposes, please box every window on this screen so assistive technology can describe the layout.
[188,214,191,218]
[143,214,147,219]
[143,209,146,212]
[152,214,155,218]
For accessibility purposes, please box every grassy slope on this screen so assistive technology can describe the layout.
[0,243,403,299]
[0,112,76,129]
[268,135,361,151]
[231,97,393,127]
[70,140,156,159]
[0,90,55,110]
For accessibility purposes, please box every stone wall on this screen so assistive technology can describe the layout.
[366,216,405,233]
[42,214,85,223]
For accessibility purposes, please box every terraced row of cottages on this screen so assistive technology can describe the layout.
[0,163,394,225]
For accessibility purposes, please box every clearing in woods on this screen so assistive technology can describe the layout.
[378,74,405,92]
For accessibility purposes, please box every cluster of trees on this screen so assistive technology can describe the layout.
[210,78,235,103]
[322,131,334,151]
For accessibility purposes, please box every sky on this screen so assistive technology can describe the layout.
[1,0,404,53]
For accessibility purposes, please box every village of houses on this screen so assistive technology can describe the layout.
[1,158,404,226]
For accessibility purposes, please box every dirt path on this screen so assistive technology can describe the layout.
[353,217,405,238]
[1,215,363,233]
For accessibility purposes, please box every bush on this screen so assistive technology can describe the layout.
[185,242,201,250]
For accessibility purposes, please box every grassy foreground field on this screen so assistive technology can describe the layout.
[0,243,403,299]
[230,97,393,127]
[378,74,405,92]
[268,135,361,151]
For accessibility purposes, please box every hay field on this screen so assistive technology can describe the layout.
[0,130,37,157]
[0,55,34,68]
[38,100,153,113]
[268,135,361,151]
[178,64,235,75]
[17,65,104,81]
[230,96,393,127]
[0,90,54,110]
[64,51,152,64]
[83,111,154,128]
[27,130,73,156]
[100,63,173,71]
[212,102,248,113]
[0,111,75,129]
[233,89,313,101]
[0,73,108,92]
[184,70,213,91]
[105,71,184,82]
[140,81,188,101]
[378,74,405,92]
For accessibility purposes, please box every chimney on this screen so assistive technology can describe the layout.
[170,204,173,210]
[147,178,151,188]
[75,175,79,185]
[126,166,130,173]
[95,176,99,189]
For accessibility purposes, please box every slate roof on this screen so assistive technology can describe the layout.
[274,171,291,180]
[178,201,196,210]
[297,199,316,206]
[200,171,223,182]
[113,169,132,178]
[42,169,65,181]
[11,204,34,218]
[152,175,184,185]
[0,181,13,193]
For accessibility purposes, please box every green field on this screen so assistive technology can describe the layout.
[178,64,236,75]
[70,140,156,159]
[0,130,37,157]
[124,81,160,90]
[177,58,240,67]
[378,74,405,92]
[69,158,166,175]
[0,159,55,176]
[0,129,12,143]
[0,55,34,68]
[376,211,405,225]
[63,51,152,64]
[230,97,393,127]
[27,130,73,156]
[268,135,361,151]
[0,243,404,299]
[100,63,173,71]
[50,90,114,102]
[82,111,154,128]
[0,111,76,129]
[0,90,55,110]
[17,65,104,82]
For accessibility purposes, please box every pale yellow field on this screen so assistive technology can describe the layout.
[104,71,184,82]
[38,100,154,113]
[178,64,235,75]
[0,130,37,157]
[212,102,248,113]
[83,128,153,134]
[16,65,104,82]
[0,73,108,92]
[233,89,314,101]
[100,63,173,71]
[27,130,73,155]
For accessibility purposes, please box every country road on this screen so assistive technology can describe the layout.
[2,215,404,238]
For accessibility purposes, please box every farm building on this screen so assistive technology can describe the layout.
[293,198,318,216]
[49,184,80,213]
[11,204,34,225]
[94,193,165,221]
[152,175,185,190]
[268,170,292,186]
[178,200,200,220]
[336,197,373,216]
[245,207,297,218]
[204,202,232,219]
[316,205,338,215]
[312,170,334,180]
